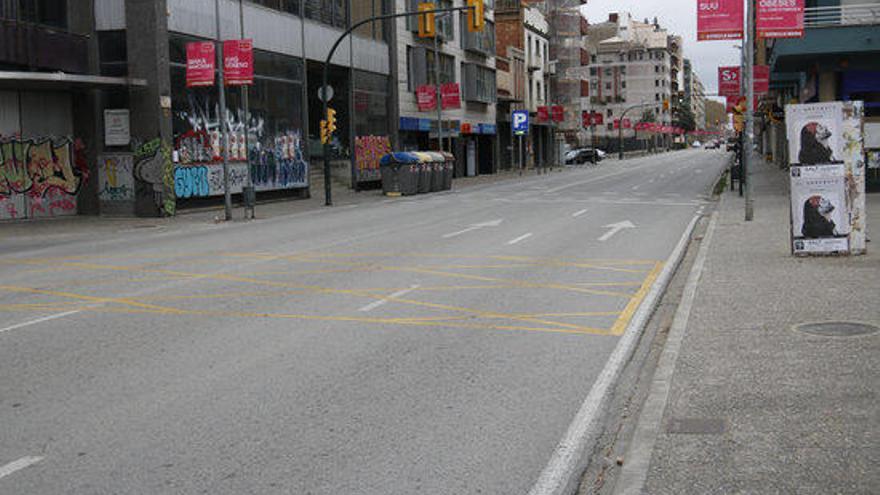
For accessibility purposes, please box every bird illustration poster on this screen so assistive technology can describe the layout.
[785,102,844,166]
[789,164,849,255]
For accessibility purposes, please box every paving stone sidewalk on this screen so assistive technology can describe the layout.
[622,159,879,494]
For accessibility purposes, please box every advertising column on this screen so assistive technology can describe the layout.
[785,101,866,255]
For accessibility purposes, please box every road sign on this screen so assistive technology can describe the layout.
[512,110,529,135]
[318,85,334,102]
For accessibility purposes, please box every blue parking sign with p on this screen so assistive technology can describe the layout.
[512,110,529,135]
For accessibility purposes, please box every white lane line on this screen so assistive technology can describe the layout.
[631,185,640,190]
[0,456,44,480]
[358,285,420,312]
[506,233,533,245]
[0,310,82,335]
[572,209,588,218]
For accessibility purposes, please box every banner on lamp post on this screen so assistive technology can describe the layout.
[537,106,549,122]
[754,64,770,95]
[551,105,565,122]
[440,83,461,109]
[757,0,805,39]
[223,39,254,86]
[416,85,436,111]
[186,41,215,87]
[697,0,744,41]
[718,66,741,97]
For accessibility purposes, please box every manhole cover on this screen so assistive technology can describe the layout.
[794,321,879,338]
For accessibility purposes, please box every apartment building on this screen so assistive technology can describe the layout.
[495,0,553,168]
[396,0,497,176]
[582,13,675,144]
[683,58,706,131]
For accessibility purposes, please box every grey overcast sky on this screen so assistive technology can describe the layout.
[580,0,739,101]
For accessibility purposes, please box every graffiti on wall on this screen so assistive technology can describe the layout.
[355,135,391,182]
[173,94,308,199]
[173,129,308,199]
[0,137,88,220]
[98,153,134,202]
[134,138,176,216]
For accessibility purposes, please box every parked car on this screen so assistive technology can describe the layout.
[692,141,702,148]
[726,137,738,152]
[705,140,720,149]
[595,148,607,160]
[565,148,601,164]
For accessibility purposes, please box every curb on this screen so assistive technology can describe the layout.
[527,211,704,495]
[612,209,720,495]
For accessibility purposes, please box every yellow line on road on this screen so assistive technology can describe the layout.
[0,285,188,315]
[608,261,664,336]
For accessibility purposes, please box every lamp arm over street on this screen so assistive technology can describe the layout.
[321,5,475,206]
[618,102,656,161]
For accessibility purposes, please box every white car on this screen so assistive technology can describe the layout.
[692,141,702,148]
[595,149,607,159]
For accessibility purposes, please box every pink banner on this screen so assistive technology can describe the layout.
[551,105,565,122]
[416,85,436,111]
[753,65,770,95]
[537,106,549,122]
[186,42,215,87]
[697,0,744,41]
[757,0,804,38]
[223,39,254,86]
[718,66,741,97]
[440,83,461,109]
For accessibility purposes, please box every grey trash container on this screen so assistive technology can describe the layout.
[379,152,419,196]
[441,151,455,190]
[425,152,445,192]
[413,152,432,194]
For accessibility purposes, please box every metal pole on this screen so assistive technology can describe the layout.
[744,0,755,221]
[300,0,310,195]
[215,0,232,221]
[518,134,523,175]
[434,15,443,152]
[239,0,254,219]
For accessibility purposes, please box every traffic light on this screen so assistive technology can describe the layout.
[326,107,337,136]
[418,2,435,38]
[662,98,670,111]
[320,119,329,144]
[467,0,484,32]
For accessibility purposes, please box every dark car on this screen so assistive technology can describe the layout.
[565,148,600,165]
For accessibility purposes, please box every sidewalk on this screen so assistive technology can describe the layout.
[615,158,879,494]
[0,166,538,246]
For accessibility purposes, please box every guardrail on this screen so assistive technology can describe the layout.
[804,3,880,28]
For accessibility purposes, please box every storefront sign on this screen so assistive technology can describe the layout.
[186,41,215,87]
[551,105,565,122]
[718,66,740,97]
[697,0,744,41]
[757,0,804,39]
[223,39,254,86]
[537,106,549,122]
[104,109,131,147]
[416,84,436,111]
[440,83,461,109]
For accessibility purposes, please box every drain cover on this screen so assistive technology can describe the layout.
[794,321,879,337]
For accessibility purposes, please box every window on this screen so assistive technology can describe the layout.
[655,93,660,101]
[462,63,496,103]
[621,81,626,89]
[407,46,455,90]
[351,0,389,41]
[605,83,611,90]
[591,55,596,63]
[604,68,611,77]
[254,0,300,15]
[589,67,597,76]
[606,123,613,131]
[655,80,659,87]
[3,0,67,28]
[607,109,613,117]
[304,0,347,28]
[461,16,495,56]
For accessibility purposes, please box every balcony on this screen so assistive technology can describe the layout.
[804,3,880,28]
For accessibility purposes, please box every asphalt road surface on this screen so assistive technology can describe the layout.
[0,149,728,494]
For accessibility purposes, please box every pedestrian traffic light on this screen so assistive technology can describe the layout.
[418,2,436,38]
[326,108,337,136]
[467,0,484,32]
[320,119,329,144]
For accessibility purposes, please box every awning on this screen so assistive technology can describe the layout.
[0,71,148,91]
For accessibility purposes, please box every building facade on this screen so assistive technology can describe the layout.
[683,58,706,131]
[582,13,676,148]
[1,0,395,220]
[395,0,497,176]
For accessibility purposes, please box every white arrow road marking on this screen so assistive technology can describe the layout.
[358,285,420,312]
[0,456,43,480]
[572,209,588,217]
[598,220,636,242]
[506,233,533,245]
[442,219,503,239]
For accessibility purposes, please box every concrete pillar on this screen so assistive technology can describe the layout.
[818,71,837,102]
[69,0,101,215]
[125,0,174,217]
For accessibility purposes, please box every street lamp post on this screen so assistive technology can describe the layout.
[744,0,755,221]
[617,102,653,161]
[214,0,232,221]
